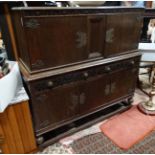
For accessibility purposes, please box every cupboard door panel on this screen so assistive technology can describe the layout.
[31,82,80,131]
[109,67,138,101]
[23,15,88,70]
[104,13,142,57]
[79,74,110,114]
[121,13,142,52]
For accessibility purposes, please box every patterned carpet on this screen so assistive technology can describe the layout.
[68,131,155,154]
[40,130,155,154]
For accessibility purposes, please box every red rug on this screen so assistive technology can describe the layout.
[100,106,155,150]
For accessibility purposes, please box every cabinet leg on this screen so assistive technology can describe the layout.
[37,136,44,145]
[122,97,133,106]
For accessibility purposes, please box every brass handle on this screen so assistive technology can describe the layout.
[47,81,54,87]
[83,72,89,78]
[106,28,114,43]
[105,66,111,72]
[130,60,135,65]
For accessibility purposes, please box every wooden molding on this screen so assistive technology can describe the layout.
[3,4,19,60]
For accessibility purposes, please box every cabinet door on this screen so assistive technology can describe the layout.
[87,15,106,59]
[79,74,110,114]
[121,13,142,52]
[104,13,142,57]
[23,15,88,70]
[31,82,79,132]
[109,67,138,101]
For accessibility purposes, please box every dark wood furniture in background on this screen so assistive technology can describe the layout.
[11,7,144,148]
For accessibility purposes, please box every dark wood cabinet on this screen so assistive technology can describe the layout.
[11,7,143,147]
[27,56,140,134]
[12,7,143,73]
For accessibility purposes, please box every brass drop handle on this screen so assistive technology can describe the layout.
[83,72,89,79]
[130,60,135,65]
[105,66,111,72]
[47,81,54,88]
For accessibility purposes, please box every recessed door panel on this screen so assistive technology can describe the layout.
[109,67,138,101]
[23,15,88,70]
[104,13,142,57]
[79,74,110,114]
[31,82,80,132]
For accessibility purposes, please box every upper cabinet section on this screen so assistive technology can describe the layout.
[12,7,144,73]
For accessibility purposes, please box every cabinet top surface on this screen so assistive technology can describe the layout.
[12,6,144,12]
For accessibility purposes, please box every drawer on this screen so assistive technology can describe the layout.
[30,57,140,94]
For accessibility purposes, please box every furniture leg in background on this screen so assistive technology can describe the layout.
[139,64,155,114]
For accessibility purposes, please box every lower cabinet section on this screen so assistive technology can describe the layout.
[28,56,140,138]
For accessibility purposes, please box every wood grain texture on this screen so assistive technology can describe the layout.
[11,7,144,73]
[3,4,19,60]
[0,101,37,154]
